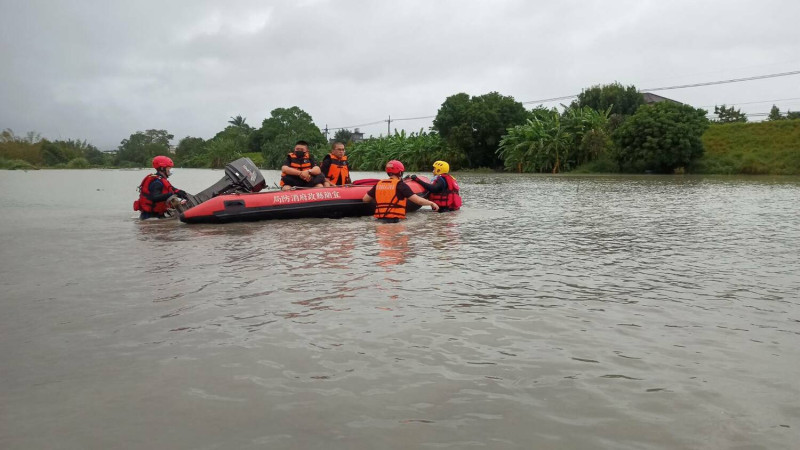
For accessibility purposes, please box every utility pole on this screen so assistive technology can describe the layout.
[324,124,329,142]
[386,115,391,136]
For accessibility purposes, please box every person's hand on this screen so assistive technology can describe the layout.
[430,202,439,211]
[410,174,418,180]
[175,189,188,199]
[180,199,188,206]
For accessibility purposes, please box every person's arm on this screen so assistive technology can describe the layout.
[145,179,173,202]
[362,186,376,202]
[399,182,438,211]
[411,175,445,192]
[308,156,322,176]
[318,157,331,179]
[408,194,439,211]
[281,156,300,176]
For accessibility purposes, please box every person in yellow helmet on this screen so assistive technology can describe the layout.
[409,160,462,211]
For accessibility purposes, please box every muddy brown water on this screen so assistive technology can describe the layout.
[1,169,798,449]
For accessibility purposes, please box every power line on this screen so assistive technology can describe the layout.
[697,97,800,108]
[519,70,800,105]
[641,70,800,92]
[327,119,386,132]
[328,69,800,133]
[521,94,578,105]
[393,115,436,122]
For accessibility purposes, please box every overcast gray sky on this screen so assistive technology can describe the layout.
[2,0,799,150]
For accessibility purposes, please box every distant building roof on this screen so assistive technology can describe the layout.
[642,92,682,105]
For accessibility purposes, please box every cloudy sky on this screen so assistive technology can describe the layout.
[2,0,799,150]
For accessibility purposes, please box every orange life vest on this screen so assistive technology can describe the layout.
[135,174,175,214]
[374,178,407,220]
[280,152,314,186]
[325,154,351,185]
[427,174,462,210]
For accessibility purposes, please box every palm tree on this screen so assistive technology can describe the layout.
[228,115,248,128]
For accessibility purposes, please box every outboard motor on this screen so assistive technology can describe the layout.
[185,157,266,207]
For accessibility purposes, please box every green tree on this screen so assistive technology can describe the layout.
[498,106,612,173]
[498,113,570,173]
[115,129,173,167]
[0,129,44,165]
[767,105,784,121]
[41,139,103,166]
[786,110,800,120]
[256,107,326,168]
[175,136,207,167]
[574,82,644,117]
[205,137,242,169]
[348,129,454,172]
[433,91,528,169]
[228,115,251,130]
[613,102,709,173]
[713,104,748,123]
[561,105,611,167]
[84,146,108,165]
[333,128,354,144]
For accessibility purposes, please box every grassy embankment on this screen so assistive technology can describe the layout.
[695,120,800,175]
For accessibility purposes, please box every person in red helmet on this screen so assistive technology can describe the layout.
[134,155,190,219]
[362,160,438,222]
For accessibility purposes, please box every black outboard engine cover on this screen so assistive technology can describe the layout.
[186,157,266,206]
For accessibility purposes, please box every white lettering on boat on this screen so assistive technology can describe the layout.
[273,190,341,204]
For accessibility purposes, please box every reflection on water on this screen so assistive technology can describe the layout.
[376,223,409,267]
[1,170,799,450]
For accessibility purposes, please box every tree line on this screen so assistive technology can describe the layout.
[4,83,799,173]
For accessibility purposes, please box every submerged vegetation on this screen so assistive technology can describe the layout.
[3,83,799,175]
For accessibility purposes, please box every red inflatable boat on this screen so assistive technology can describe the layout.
[179,176,431,224]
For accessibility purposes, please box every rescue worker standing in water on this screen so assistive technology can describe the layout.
[320,141,351,187]
[409,160,462,212]
[134,155,189,219]
[362,160,438,222]
[280,140,326,190]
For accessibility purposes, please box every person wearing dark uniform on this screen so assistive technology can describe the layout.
[410,160,462,212]
[320,141,352,187]
[362,160,438,222]
[134,155,189,219]
[280,140,326,190]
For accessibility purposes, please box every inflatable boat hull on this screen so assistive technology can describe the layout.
[179,178,429,224]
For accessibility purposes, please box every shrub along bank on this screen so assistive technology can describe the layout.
[696,120,800,175]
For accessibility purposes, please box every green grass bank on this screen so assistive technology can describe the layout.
[696,120,800,175]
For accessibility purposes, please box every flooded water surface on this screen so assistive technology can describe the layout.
[1,169,799,449]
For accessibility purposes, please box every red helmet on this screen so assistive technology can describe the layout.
[152,155,174,170]
[385,160,405,175]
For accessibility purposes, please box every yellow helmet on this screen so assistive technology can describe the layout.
[432,160,450,175]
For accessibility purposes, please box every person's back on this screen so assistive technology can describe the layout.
[362,160,438,222]
[373,177,407,222]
